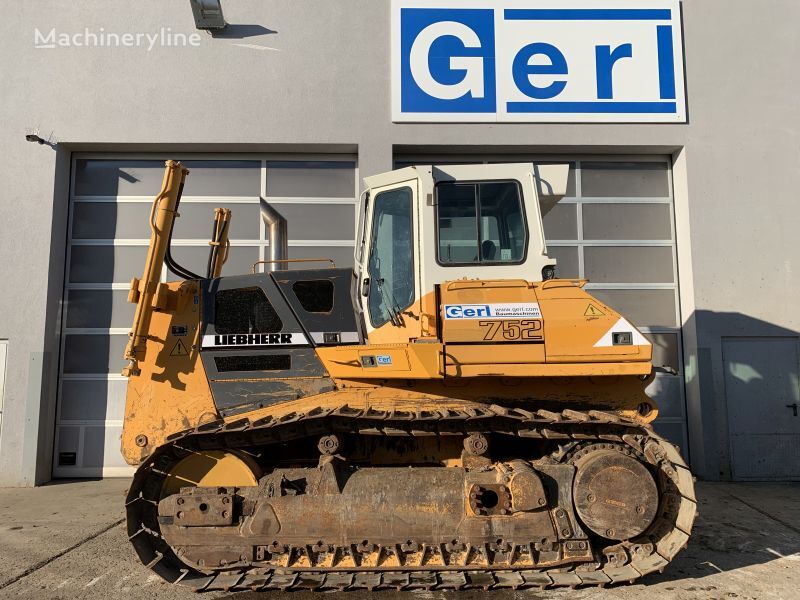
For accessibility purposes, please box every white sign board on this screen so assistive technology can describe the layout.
[392,0,686,123]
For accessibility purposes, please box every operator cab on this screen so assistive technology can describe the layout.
[354,163,569,343]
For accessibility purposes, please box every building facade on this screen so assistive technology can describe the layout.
[0,0,798,485]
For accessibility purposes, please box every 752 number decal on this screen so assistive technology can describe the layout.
[478,319,543,341]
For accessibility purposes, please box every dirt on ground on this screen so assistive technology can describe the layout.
[0,480,798,599]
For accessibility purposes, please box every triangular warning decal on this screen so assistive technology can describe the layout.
[170,339,189,357]
[593,317,651,347]
[584,304,605,317]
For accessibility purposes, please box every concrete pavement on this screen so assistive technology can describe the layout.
[0,480,798,599]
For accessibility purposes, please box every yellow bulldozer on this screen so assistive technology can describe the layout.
[121,160,695,591]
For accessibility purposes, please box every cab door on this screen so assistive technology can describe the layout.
[358,179,422,344]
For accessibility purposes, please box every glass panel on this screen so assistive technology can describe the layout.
[367,187,415,328]
[646,376,685,419]
[83,425,126,468]
[651,420,687,455]
[62,334,128,374]
[66,290,134,329]
[542,203,577,240]
[266,161,355,198]
[180,160,260,196]
[480,182,525,262]
[57,426,80,455]
[644,332,680,372]
[167,246,259,279]
[289,246,354,269]
[60,379,126,421]
[437,184,478,264]
[214,287,282,334]
[580,161,669,197]
[582,203,672,240]
[171,202,260,240]
[73,201,261,241]
[69,245,147,284]
[589,289,677,327]
[82,427,106,468]
[274,203,355,241]
[547,246,579,278]
[74,159,260,197]
[74,160,164,196]
[72,202,152,239]
[584,246,673,283]
[437,182,526,265]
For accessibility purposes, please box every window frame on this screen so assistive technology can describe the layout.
[366,185,416,329]
[434,179,529,268]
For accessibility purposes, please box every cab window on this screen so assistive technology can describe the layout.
[436,181,526,265]
[367,187,414,328]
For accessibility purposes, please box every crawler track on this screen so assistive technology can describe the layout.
[125,405,696,591]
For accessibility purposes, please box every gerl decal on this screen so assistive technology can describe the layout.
[444,303,542,319]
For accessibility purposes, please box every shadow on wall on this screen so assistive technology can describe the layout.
[684,309,800,482]
[210,24,277,39]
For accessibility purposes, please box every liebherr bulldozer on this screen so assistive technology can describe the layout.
[121,160,695,591]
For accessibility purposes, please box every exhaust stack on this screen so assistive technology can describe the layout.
[260,198,288,272]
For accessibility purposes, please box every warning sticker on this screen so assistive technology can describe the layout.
[584,304,605,317]
[170,339,189,357]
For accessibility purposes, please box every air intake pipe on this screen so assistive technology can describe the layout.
[260,197,288,272]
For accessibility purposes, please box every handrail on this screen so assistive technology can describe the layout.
[539,278,588,289]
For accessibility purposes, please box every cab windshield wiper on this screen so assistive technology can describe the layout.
[376,277,403,327]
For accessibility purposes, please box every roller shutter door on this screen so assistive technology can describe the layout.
[55,156,357,477]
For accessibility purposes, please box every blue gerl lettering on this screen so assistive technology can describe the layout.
[512,43,568,99]
[400,8,496,113]
[397,4,683,119]
[595,43,633,99]
[444,304,491,319]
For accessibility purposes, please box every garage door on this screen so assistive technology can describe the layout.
[397,155,688,457]
[55,156,357,477]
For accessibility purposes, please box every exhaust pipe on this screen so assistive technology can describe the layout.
[260,198,288,272]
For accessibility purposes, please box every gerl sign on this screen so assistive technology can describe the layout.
[392,0,686,123]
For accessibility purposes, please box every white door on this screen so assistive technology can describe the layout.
[723,337,800,480]
[360,183,419,337]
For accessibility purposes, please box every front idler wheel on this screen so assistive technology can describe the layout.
[571,444,659,541]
